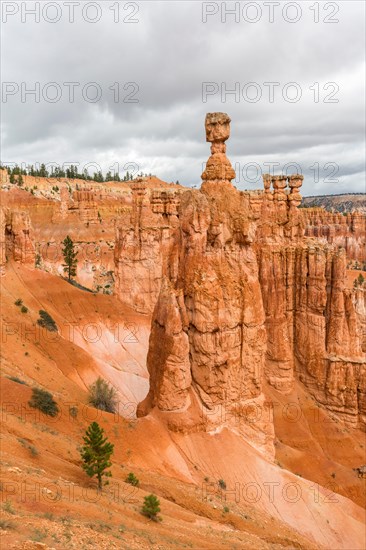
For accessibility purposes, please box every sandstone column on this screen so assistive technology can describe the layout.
[201,112,236,188]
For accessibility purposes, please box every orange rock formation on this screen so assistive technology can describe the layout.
[114,183,182,313]
[137,113,366,444]
[0,116,364,438]
[0,118,365,549]
[303,208,366,262]
[0,207,35,270]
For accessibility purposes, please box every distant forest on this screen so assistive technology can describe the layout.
[0,163,152,184]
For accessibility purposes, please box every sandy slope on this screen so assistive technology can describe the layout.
[1,264,365,549]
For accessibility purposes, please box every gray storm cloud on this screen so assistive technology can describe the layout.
[1,0,365,194]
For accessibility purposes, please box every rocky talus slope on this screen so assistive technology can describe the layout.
[1,262,365,549]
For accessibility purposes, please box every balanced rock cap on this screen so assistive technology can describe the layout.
[205,112,231,143]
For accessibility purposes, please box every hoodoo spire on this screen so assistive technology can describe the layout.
[201,112,236,186]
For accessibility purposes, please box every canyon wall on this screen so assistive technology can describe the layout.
[302,207,366,263]
[0,176,182,294]
[0,208,6,275]
[0,207,35,271]
[353,288,366,353]
[114,183,182,314]
[137,113,366,447]
[1,118,365,438]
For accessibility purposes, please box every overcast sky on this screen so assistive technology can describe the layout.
[1,1,365,195]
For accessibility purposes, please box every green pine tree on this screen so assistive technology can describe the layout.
[80,422,114,491]
[141,494,161,521]
[93,171,104,183]
[39,163,48,177]
[62,235,78,281]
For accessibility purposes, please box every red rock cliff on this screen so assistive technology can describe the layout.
[302,208,366,263]
[114,182,182,314]
[137,113,366,447]
[0,207,35,271]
